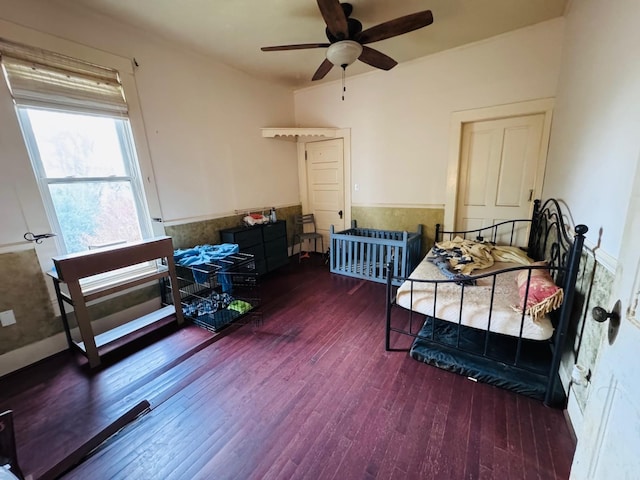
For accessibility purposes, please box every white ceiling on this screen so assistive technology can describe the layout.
[57,0,568,89]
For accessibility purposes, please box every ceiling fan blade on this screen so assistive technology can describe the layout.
[317,0,349,40]
[356,10,433,44]
[358,46,398,71]
[312,58,334,81]
[261,43,330,52]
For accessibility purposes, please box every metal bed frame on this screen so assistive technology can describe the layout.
[385,199,587,407]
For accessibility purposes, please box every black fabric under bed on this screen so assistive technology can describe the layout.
[409,316,565,406]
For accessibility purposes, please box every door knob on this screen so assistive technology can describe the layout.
[338,210,343,219]
[592,306,618,323]
[592,300,622,345]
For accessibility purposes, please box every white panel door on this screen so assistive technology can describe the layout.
[456,114,544,245]
[306,138,345,251]
[570,163,640,479]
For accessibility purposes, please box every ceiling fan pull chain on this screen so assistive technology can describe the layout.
[341,65,346,101]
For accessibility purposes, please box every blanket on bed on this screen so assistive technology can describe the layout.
[396,256,555,340]
[431,236,532,275]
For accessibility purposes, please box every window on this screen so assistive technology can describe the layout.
[18,107,151,254]
[0,38,153,255]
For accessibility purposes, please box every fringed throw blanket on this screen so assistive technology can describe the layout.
[513,261,564,323]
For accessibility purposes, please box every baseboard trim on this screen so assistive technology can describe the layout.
[566,387,584,442]
[0,299,160,378]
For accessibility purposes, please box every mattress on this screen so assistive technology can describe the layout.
[408,317,565,405]
[395,256,554,341]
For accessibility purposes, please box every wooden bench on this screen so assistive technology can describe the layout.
[48,236,184,368]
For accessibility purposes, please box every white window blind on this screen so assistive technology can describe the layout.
[0,37,127,115]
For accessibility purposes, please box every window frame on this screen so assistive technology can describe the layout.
[15,105,154,256]
[0,27,165,305]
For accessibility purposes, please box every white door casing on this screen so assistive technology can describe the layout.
[456,113,545,245]
[445,99,554,237]
[569,160,640,479]
[298,129,351,249]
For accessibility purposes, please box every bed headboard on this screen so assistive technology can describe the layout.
[528,198,588,290]
[529,200,588,402]
[435,198,588,293]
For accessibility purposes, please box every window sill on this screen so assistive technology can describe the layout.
[50,261,166,303]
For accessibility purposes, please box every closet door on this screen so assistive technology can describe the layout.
[456,114,544,245]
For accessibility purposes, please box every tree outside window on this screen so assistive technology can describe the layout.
[19,107,151,254]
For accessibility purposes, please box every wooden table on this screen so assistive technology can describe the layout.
[48,236,184,368]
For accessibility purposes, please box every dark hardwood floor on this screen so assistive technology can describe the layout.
[0,257,576,479]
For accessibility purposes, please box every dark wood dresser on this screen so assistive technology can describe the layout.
[220,220,288,275]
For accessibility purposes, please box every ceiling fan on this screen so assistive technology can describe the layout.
[261,0,434,81]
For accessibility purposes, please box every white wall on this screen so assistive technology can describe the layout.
[131,45,298,223]
[294,18,565,208]
[543,0,640,259]
[0,0,299,226]
[0,0,299,372]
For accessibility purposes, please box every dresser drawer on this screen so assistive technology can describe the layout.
[242,244,265,261]
[264,236,286,257]
[262,221,286,242]
[221,227,262,248]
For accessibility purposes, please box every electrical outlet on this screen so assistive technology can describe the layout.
[0,310,16,327]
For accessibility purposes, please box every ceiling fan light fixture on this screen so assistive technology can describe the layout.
[326,40,363,68]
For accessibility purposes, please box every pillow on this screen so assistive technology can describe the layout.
[515,261,563,323]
